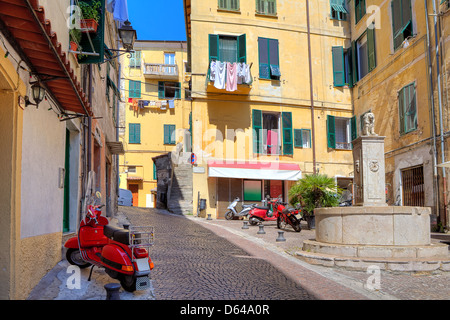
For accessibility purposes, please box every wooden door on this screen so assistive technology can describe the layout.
[129,184,139,207]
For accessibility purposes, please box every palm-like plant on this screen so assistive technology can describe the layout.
[289,174,341,216]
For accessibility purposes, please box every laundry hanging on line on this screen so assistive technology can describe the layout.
[209,60,252,91]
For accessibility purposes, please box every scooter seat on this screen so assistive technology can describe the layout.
[103,225,129,245]
[254,206,269,210]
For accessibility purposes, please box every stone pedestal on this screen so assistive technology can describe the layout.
[352,136,387,206]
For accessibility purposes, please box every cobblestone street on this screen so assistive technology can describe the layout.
[117,206,450,301]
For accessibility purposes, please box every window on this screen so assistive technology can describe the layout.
[164,124,176,145]
[129,123,141,144]
[355,0,366,24]
[401,165,424,207]
[258,37,280,80]
[391,0,413,50]
[128,166,136,173]
[398,82,417,134]
[256,0,277,15]
[164,52,176,74]
[330,0,348,20]
[129,80,141,98]
[129,51,141,68]
[327,115,356,150]
[158,81,181,99]
[264,180,284,199]
[252,110,292,155]
[332,27,375,87]
[218,0,239,10]
[294,129,311,148]
[209,34,246,63]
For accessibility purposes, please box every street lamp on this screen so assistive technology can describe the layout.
[118,20,137,52]
[25,82,46,108]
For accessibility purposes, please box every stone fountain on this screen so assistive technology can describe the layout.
[296,113,450,272]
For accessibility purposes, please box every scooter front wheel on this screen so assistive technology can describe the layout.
[225,211,234,220]
[66,248,91,269]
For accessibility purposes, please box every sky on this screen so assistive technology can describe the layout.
[127,0,187,41]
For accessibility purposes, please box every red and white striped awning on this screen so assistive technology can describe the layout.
[207,160,301,181]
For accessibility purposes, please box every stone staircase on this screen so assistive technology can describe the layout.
[167,161,193,215]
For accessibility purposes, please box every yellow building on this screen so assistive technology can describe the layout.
[119,40,190,208]
[345,0,450,228]
[184,0,355,218]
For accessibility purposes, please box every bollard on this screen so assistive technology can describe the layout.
[207,214,212,220]
[257,224,266,234]
[276,231,286,242]
[104,283,121,300]
[242,221,249,229]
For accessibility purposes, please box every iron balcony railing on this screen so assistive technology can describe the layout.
[143,63,179,79]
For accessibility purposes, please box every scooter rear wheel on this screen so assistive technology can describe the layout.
[66,248,91,269]
[120,275,136,292]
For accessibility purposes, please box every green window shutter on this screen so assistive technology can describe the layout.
[237,34,247,63]
[332,46,345,87]
[135,80,141,98]
[282,112,293,155]
[170,125,176,144]
[327,115,336,149]
[268,0,277,14]
[346,46,354,87]
[351,116,357,141]
[158,81,165,99]
[351,40,358,84]
[294,129,303,148]
[129,123,140,143]
[129,80,141,98]
[135,51,141,68]
[367,27,376,72]
[209,34,220,61]
[258,37,270,79]
[252,109,263,154]
[175,82,181,99]
[129,52,136,67]
[230,0,240,10]
[129,80,135,98]
[164,124,170,144]
[153,163,157,180]
[78,0,106,64]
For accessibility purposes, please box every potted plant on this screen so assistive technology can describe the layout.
[79,0,101,33]
[288,174,341,229]
[69,28,81,57]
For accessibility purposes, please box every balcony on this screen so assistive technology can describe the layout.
[143,63,179,80]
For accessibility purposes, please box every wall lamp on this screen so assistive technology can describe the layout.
[25,82,46,108]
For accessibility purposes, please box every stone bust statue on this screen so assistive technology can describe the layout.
[362,112,377,136]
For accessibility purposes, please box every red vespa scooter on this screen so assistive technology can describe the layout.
[64,192,154,292]
[247,196,279,226]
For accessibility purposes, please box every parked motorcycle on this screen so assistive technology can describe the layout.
[247,196,279,225]
[276,202,302,232]
[64,192,154,292]
[225,197,256,220]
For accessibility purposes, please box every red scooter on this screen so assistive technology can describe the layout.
[275,201,302,232]
[64,193,154,292]
[247,196,279,226]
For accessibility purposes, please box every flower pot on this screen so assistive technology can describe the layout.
[69,41,78,58]
[80,19,98,33]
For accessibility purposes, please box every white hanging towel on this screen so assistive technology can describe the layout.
[214,61,226,90]
[243,63,252,85]
[168,100,175,109]
[209,60,216,81]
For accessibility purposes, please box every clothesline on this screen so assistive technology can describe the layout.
[128,98,176,111]
[209,60,253,91]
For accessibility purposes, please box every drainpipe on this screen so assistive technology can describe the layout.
[431,0,447,227]
[425,0,441,221]
[306,0,317,175]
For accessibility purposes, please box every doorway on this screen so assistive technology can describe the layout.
[129,184,139,207]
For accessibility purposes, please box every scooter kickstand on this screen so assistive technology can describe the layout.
[88,265,95,281]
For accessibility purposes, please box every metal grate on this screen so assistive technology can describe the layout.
[401,165,424,207]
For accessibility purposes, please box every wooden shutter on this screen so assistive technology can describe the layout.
[129,52,136,68]
[351,40,358,84]
[135,51,141,68]
[327,115,336,149]
[135,80,141,98]
[158,81,165,99]
[351,116,357,141]
[170,125,176,144]
[294,129,303,148]
[252,109,263,154]
[129,123,140,143]
[282,112,293,155]
[269,39,280,78]
[332,46,345,87]
[129,80,135,98]
[209,34,219,61]
[230,0,240,10]
[175,82,181,99]
[153,163,157,180]
[367,27,376,72]
[267,0,277,14]
[258,37,270,79]
[256,0,265,13]
[78,0,106,64]
[237,34,246,63]
[164,125,170,144]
